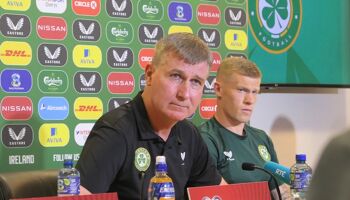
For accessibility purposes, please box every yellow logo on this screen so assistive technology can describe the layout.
[39,123,69,147]
[0,41,32,65]
[73,45,102,68]
[0,0,31,11]
[168,25,193,34]
[74,97,103,120]
[224,30,248,51]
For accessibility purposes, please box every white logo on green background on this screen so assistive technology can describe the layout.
[137,0,163,21]
[258,145,271,161]
[248,0,302,54]
[134,147,151,172]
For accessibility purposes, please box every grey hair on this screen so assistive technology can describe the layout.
[152,32,213,67]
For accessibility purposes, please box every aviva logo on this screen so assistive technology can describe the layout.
[0,0,31,11]
[168,25,193,34]
[39,123,69,147]
[0,41,32,65]
[74,97,103,120]
[73,45,102,68]
[224,30,248,51]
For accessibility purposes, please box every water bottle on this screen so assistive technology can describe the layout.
[57,159,80,196]
[290,154,312,200]
[148,156,175,200]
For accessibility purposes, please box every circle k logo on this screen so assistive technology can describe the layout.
[1,96,33,120]
[72,0,101,16]
[138,48,154,69]
[107,72,135,94]
[199,98,217,119]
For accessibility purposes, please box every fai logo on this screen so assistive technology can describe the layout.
[1,96,33,120]
[0,14,31,38]
[198,28,220,48]
[36,0,67,14]
[199,98,217,119]
[73,19,101,41]
[106,21,133,44]
[1,124,33,148]
[197,4,220,25]
[107,47,133,68]
[224,29,248,51]
[203,76,216,95]
[37,16,67,40]
[210,51,221,72]
[258,145,271,161]
[108,97,131,111]
[139,24,163,45]
[38,97,69,120]
[106,0,132,18]
[74,97,103,120]
[225,7,246,27]
[38,43,67,66]
[39,123,69,147]
[134,147,151,172]
[248,0,302,53]
[0,0,31,11]
[137,0,163,21]
[1,69,32,93]
[168,2,192,23]
[107,72,135,94]
[0,41,32,65]
[72,45,102,68]
[74,71,102,93]
[72,0,101,16]
[38,70,68,93]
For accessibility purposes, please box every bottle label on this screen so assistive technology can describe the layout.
[290,171,312,190]
[149,182,175,200]
[57,176,80,195]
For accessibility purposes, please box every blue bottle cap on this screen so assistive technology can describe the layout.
[296,154,306,161]
[64,159,73,167]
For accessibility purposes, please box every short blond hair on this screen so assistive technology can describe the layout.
[152,32,213,67]
[216,57,262,82]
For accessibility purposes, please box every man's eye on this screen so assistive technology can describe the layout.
[191,79,201,86]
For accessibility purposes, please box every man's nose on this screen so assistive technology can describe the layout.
[177,81,190,100]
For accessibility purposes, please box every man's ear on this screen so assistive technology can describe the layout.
[145,64,154,86]
[214,81,221,98]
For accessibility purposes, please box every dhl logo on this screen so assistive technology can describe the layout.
[74,97,103,120]
[0,41,32,65]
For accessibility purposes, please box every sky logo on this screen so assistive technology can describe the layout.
[38,97,69,120]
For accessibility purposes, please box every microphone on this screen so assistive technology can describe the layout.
[242,162,282,200]
[263,161,291,185]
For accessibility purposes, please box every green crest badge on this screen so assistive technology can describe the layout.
[258,145,271,161]
[134,147,151,172]
[248,0,302,54]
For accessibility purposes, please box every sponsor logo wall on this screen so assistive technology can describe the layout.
[0,0,248,172]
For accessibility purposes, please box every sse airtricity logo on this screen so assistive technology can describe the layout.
[248,0,302,54]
